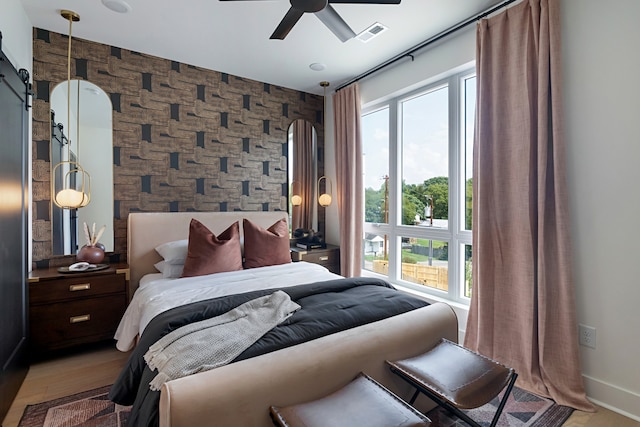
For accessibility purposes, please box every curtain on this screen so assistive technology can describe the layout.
[291,119,314,231]
[333,83,363,277]
[464,0,594,411]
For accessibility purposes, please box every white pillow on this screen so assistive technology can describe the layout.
[155,239,188,265]
[154,261,185,279]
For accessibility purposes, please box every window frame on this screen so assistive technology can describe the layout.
[361,68,475,305]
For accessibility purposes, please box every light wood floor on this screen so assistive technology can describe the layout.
[2,343,638,427]
[2,343,130,427]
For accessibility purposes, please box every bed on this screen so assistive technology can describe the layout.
[111,211,458,427]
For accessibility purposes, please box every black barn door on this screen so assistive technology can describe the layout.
[0,33,30,420]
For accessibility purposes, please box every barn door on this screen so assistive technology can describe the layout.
[0,32,30,421]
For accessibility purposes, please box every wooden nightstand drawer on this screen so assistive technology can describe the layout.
[30,294,127,350]
[302,249,339,266]
[290,245,340,274]
[30,274,126,305]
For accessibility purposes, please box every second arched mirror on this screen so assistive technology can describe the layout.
[288,119,317,234]
[50,79,114,256]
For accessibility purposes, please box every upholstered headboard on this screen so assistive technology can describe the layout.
[127,211,288,296]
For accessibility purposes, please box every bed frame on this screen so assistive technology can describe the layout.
[126,212,459,427]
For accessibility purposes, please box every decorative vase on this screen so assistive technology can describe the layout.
[77,245,105,264]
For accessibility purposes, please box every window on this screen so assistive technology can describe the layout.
[362,70,476,303]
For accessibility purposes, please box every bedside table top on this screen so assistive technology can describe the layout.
[290,243,339,255]
[29,262,129,283]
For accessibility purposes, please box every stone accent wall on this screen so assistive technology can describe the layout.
[31,29,324,267]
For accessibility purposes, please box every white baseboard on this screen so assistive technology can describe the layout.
[583,374,640,422]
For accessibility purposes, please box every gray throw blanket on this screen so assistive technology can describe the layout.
[143,290,300,391]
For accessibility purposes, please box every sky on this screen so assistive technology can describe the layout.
[362,77,476,191]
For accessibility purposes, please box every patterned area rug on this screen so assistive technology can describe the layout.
[426,386,574,427]
[18,384,572,427]
[18,386,130,427]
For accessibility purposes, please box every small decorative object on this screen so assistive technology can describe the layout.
[77,222,106,264]
[77,245,104,264]
[295,229,326,250]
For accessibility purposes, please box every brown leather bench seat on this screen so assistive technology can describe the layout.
[386,338,517,427]
[270,373,431,427]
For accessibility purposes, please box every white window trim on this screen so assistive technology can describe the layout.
[362,68,475,306]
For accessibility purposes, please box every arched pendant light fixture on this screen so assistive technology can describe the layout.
[317,81,332,207]
[51,10,91,209]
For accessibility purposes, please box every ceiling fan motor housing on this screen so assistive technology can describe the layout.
[221,0,400,41]
[291,0,328,13]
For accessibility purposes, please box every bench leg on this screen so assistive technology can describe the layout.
[410,386,483,427]
[488,372,518,427]
[391,366,518,427]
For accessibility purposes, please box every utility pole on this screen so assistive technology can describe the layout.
[425,195,433,266]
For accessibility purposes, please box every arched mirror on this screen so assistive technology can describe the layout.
[288,119,317,234]
[50,80,114,255]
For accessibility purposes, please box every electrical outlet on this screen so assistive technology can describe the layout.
[579,324,596,349]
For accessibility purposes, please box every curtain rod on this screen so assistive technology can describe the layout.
[335,0,519,91]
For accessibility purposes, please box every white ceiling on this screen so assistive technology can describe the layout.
[20,0,504,95]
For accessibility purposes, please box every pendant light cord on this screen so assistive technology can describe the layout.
[66,15,72,161]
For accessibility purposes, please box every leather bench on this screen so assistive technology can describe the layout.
[270,372,431,427]
[386,338,517,427]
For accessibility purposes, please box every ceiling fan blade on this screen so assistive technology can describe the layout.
[270,7,305,40]
[315,5,356,42]
[328,0,401,3]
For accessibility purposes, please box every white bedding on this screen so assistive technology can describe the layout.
[114,262,341,351]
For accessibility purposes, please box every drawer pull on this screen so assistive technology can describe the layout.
[70,314,91,323]
[319,256,329,261]
[69,283,90,292]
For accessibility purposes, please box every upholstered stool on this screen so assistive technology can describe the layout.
[270,373,431,427]
[386,338,517,427]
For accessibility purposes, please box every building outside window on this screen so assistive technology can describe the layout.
[362,69,475,303]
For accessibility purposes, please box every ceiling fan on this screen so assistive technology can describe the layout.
[220,0,401,42]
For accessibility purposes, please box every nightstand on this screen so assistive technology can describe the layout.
[290,244,340,275]
[28,263,129,354]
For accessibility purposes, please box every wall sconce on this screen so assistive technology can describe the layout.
[51,10,91,209]
[290,181,302,207]
[318,176,332,207]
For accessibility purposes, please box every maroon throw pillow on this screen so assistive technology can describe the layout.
[243,218,291,269]
[181,219,243,278]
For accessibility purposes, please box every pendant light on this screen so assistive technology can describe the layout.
[290,180,302,206]
[317,81,332,207]
[51,10,91,209]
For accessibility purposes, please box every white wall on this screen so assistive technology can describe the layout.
[358,29,476,107]
[561,0,640,420]
[0,0,32,70]
[325,0,640,420]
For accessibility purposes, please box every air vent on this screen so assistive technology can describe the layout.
[356,22,388,43]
